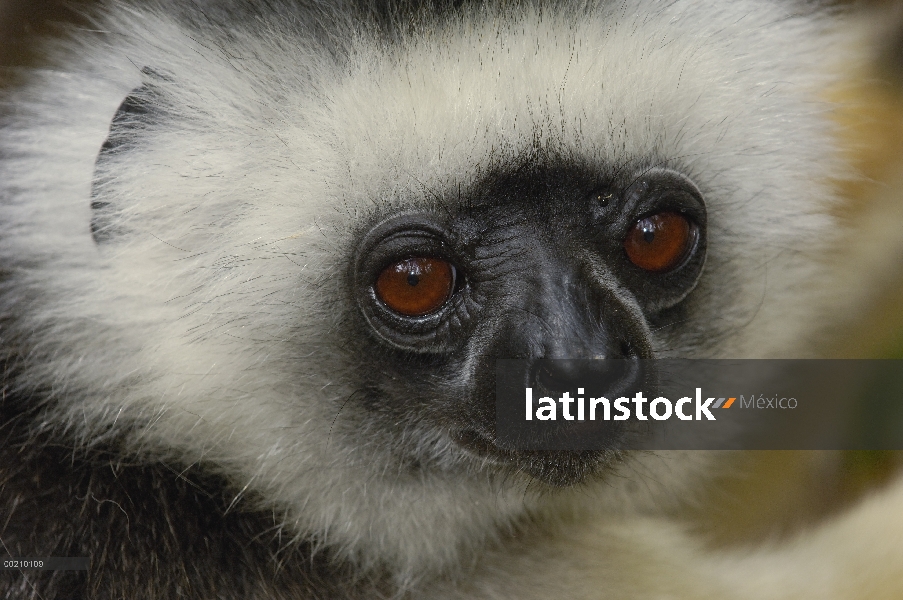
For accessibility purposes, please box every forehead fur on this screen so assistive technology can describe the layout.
[330,3,835,200]
[91,1,842,212]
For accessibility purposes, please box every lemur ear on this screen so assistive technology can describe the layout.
[91,69,166,243]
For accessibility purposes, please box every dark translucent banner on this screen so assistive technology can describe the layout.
[495,360,903,450]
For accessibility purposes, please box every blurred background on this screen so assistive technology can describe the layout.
[1,0,902,548]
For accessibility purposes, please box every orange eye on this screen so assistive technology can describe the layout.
[375,258,455,317]
[624,212,693,272]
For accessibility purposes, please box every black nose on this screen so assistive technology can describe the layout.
[532,358,642,398]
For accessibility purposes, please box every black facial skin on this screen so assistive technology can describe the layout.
[351,162,707,486]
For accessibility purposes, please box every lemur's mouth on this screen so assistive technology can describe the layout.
[451,428,621,487]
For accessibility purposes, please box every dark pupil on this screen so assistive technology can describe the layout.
[407,273,420,286]
[642,228,655,243]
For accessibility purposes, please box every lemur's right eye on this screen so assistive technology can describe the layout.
[624,212,696,273]
[375,258,455,317]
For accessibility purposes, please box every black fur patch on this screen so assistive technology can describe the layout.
[0,390,390,599]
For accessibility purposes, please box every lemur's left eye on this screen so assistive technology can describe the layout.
[624,212,695,273]
[375,258,455,316]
